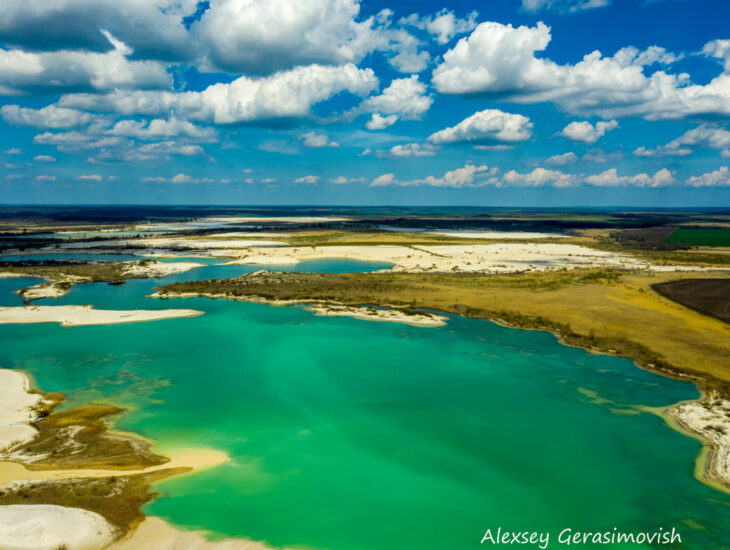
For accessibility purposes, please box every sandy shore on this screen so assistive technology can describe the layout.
[0,368,233,550]
[0,305,203,326]
[429,230,562,239]
[0,447,229,486]
[6,261,204,302]
[121,260,204,277]
[0,504,116,550]
[305,304,447,326]
[222,243,652,272]
[15,282,73,299]
[665,394,730,491]
[57,239,287,250]
[151,290,446,327]
[0,371,43,452]
[109,517,283,550]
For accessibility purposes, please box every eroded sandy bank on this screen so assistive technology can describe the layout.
[665,394,730,491]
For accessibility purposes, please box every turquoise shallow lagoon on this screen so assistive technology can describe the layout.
[1,259,729,549]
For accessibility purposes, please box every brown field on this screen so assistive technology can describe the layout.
[652,279,730,323]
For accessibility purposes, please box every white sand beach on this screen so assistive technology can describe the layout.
[0,305,203,326]
[0,504,116,550]
[430,230,562,239]
[0,370,43,452]
[666,396,730,490]
[121,260,205,277]
[109,516,283,550]
[305,304,447,326]
[224,243,652,272]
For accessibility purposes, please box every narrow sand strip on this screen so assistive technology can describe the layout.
[0,305,203,326]
[306,304,447,327]
[224,243,652,273]
[0,371,43,452]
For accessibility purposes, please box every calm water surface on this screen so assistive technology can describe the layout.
[0,258,727,549]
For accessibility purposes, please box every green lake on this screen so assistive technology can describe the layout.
[0,259,728,549]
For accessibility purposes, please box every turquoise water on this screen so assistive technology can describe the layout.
[0,260,728,549]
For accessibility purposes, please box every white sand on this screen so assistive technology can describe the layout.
[667,396,730,489]
[15,282,71,299]
[202,216,348,223]
[0,370,42,452]
[225,243,651,273]
[109,516,282,550]
[430,230,562,239]
[57,239,287,250]
[0,305,203,326]
[205,232,291,238]
[0,504,116,550]
[121,260,204,277]
[306,304,447,326]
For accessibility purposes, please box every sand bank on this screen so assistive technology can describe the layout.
[0,371,43,452]
[0,448,228,486]
[201,216,348,224]
[430,230,563,239]
[0,504,116,550]
[0,305,203,326]
[666,395,730,490]
[57,239,287,250]
[121,260,204,277]
[224,243,651,273]
[205,232,291,238]
[15,281,74,299]
[109,516,283,550]
[305,304,447,326]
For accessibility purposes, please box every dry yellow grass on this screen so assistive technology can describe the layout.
[161,269,730,388]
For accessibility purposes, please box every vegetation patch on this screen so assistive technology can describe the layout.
[0,469,183,532]
[666,228,730,247]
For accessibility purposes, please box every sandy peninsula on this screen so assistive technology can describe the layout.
[305,303,447,326]
[665,395,730,491]
[0,368,235,550]
[151,286,446,327]
[0,305,203,326]
[8,261,205,301]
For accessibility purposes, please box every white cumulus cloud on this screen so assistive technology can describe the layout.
[560,120,618,144]
[428,109,533,144]
[686,166,730,187]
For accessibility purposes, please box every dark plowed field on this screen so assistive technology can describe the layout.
[652,279,730,323]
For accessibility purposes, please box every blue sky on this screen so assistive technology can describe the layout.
[1,0,729,206]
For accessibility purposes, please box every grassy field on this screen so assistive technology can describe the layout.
[666,228,730,247]
[158,269,730,391]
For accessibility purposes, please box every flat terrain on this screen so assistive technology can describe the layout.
[652,279,730,323]
[666,228,730,247]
